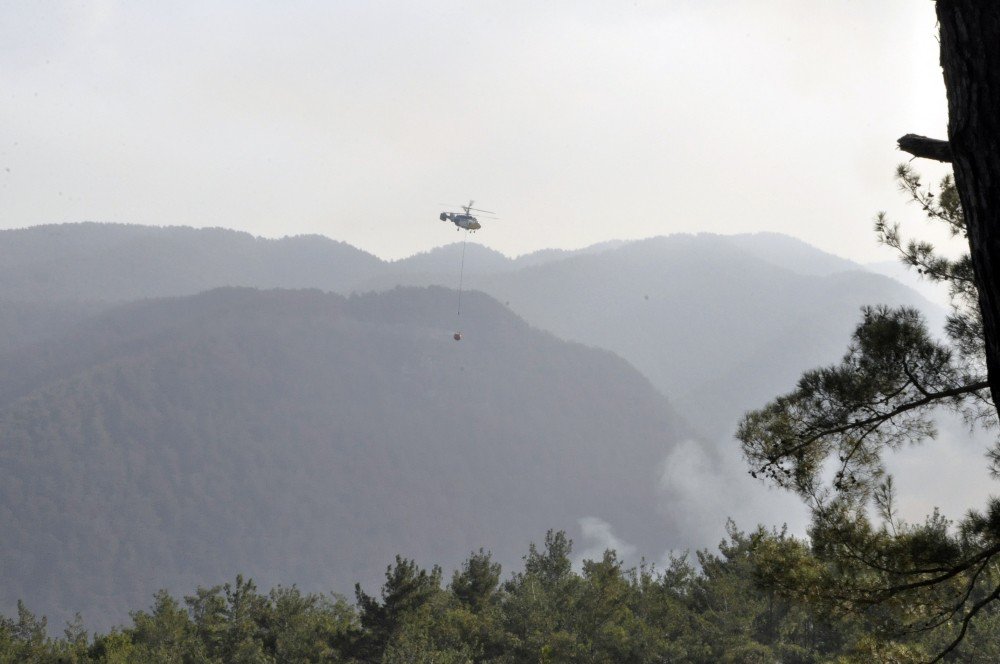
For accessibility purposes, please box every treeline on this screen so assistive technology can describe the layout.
[5,526,990,664]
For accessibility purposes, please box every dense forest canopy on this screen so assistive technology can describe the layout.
[7,527,1000,663]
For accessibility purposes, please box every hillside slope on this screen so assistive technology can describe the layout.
[0,286,691,629]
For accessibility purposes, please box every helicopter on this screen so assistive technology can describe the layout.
[439,200,495,232]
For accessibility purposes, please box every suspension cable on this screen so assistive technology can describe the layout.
[456,230,468,316]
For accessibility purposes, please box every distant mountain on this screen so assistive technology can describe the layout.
[0,223,384,302]
[386,242,514,276]
[512,240,630,269]
[726,232,861,276]
[0,286,692,630]
[0,224,629,303]
[373,239,631,287]
[865,259,951,308]
[0,221,941,441]
[376,233,938,439]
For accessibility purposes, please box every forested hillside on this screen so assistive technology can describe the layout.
[0,286,691,629]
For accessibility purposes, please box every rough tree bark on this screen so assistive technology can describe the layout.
[897,134,952,163]
[936,0,1000,413]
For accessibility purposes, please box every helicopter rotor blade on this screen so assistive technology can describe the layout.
[437,201,494,214]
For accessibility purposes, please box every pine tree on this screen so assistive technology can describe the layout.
[738,3,1000,658]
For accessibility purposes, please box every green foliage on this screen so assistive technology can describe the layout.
[740,164,1000,659]
[451,550,502,613]
[740,304,963,497]
[0,527,893,663]
[876,164,984,388]
[79,579,356,664]
[352,556,444,660]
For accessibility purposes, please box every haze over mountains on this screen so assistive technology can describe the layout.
[2,224,940,442]
[359,232,938,439]
[0,222,963,630]
[2,285,693,629]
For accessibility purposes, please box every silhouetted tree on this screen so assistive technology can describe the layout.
[739,3,1000,659]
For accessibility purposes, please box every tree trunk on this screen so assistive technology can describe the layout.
[937,1,1000,411]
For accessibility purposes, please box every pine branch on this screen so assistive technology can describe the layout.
[930,581,1000,663]
[872,542,1000,598]
[758,379,989,473]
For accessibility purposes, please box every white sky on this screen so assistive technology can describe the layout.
[0,1,956,261]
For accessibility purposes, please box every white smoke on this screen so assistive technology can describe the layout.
[576,516,637,565]
[657,438,808,551]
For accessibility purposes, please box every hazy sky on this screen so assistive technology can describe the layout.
[1,1,955,261]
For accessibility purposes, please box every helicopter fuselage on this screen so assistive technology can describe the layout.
[440,212,481,231]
